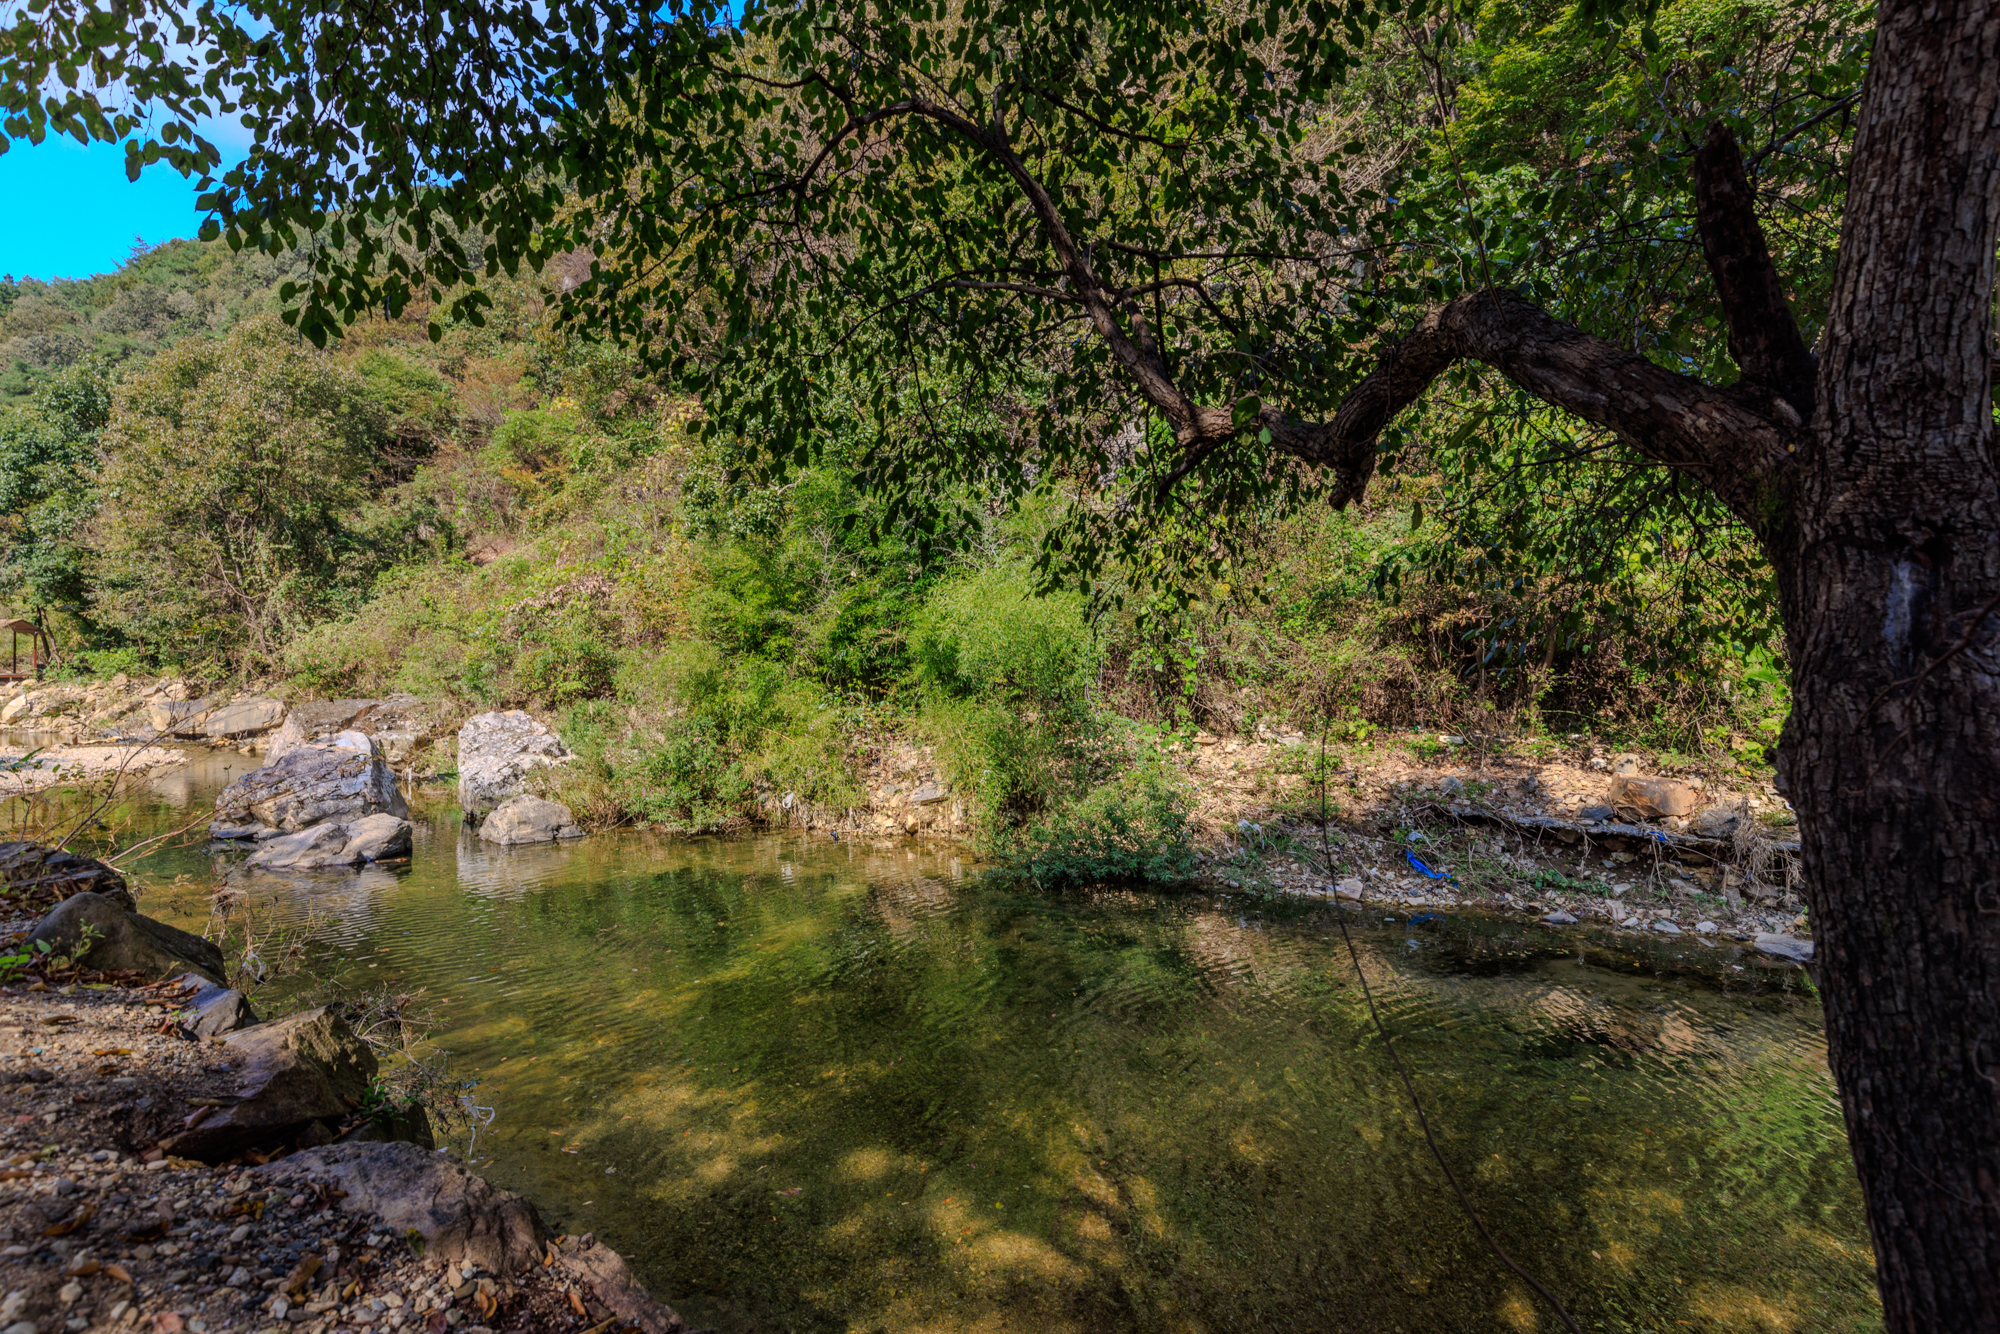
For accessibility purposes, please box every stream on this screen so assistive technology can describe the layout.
[23,749,1880,1333]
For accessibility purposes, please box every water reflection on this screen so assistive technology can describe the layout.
[39,754,1877,1334]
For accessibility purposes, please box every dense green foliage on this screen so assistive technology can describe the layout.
[0,0,1815,857]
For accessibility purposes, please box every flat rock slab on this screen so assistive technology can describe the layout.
[168,1007,377,1162]
[147,696,285,738]
[214,743,409,831]
[0,841,132,914]
[477,795,584,846]
[28,891,224,983]
[1755,932,1815,963]
[458,711,569,815]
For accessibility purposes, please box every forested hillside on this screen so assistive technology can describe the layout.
[0,0,1802,847]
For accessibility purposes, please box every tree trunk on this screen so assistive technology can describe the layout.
[1775,0,2000,1326]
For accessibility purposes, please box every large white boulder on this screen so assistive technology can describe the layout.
[458,710,569,815]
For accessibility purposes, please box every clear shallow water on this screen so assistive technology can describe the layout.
[41,752,1880,1333]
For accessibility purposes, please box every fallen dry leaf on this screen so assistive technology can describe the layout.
[64,1260,101,1277]
[568,1291,588,1317]
[43,1204,94,1237]
[105,1263,133,1284]
[283,1253,323,1297]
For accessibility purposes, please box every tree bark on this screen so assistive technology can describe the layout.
[968,0,2000,1319]
[1772,0,2000,1326]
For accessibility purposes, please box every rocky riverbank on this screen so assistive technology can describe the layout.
[1,669,1809,956]
[0,977,692,1334]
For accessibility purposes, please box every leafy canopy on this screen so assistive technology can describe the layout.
[5,0,1869,642]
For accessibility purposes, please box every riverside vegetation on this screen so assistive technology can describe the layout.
[0,233,1792,892]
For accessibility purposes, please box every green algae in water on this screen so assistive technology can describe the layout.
[91,762,1875,1334]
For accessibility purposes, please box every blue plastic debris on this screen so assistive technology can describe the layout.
[1408,912,1443,925]
[1405,849,1455,883]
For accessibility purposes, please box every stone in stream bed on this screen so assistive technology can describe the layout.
[1754,932,1815,963]
[166,1007,378,1162]
[1541,909,1578,925]
[477,795,584,846]
[458,710,569,816]
[213,742,408,832]
[27,890,225,983]
[246,813,413,870]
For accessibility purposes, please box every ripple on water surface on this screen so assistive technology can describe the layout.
[86,773,1877,1334]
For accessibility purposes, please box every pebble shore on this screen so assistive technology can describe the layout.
[0,985,668,1334]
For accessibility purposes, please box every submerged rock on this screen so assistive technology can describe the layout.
[214,742,408,832]
[1542,909,1578,925]
[27,891,225,983]
[458,710,569,815]
[168,1007,377,1162]
[477,795,584,846]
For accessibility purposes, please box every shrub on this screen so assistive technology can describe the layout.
[1002,759,1197,888]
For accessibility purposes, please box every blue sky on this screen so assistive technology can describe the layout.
[0,136,222,282]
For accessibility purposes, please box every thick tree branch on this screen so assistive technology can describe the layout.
[817,97,1798,532]
[1694,122,1817,414]
[1182,290,1799,533]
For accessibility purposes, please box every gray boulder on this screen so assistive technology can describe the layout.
[165,973,260,1037]
[247,821,358,870]
[214,742,408,832]
[477,795,584,846]
[458,711,568,815]
[262,1143,684,1332]
[0,841,133,913]
[246,814,414,870]
[167,1007,377,1162]
[552,1232,687,1334]
[27,891,225,983]
[265,699,376,763]
[149,695,284,738]
[198,697,286,740]
[342,813,414,863]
